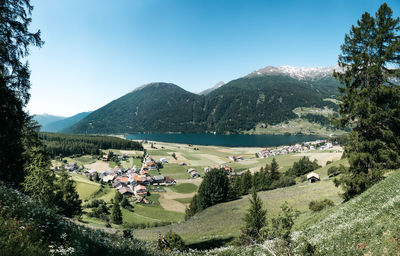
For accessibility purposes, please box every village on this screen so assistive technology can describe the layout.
[257,140,333,158]
[60,139,336,207]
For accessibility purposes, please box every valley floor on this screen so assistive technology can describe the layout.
[60,140,345,248]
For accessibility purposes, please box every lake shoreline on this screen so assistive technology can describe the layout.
[124,133,326,148]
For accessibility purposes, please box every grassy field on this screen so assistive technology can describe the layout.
[132,172,342,244]
[69,141,345,246]
[292,169,400,255]
[63,155,97,166]
[69,173,100,200]
[170,183,198,193]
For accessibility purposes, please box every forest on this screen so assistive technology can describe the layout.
[39,132,143,157]
[66,75,340,134]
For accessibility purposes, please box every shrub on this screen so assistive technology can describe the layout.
[328,164,346,178]
[287,157,321,177]
[164,230,187,251]
[309,199,334,212]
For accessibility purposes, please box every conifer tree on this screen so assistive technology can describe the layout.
[185,194,200,219]
[240,187,267,244]
[114,191,123,203]
[231,175,243,197]
[0,0,43,186]
[112,201,123,224]
[57,170,82,217]
[333,3,400,200]
[197,168,230,209]
[241,170,253,195]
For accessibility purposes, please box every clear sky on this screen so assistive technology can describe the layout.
[26,0,400,117]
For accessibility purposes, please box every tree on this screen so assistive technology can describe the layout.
[197,168,230,210]
[164,230,186,251]
[111,202,123,224]
[93,172,100,182]
[121,197,132,209]
[114,191,123,203]
[270,202,299,246]
[270,158,279,174]
[286,156,320,177]
[23,165,58,207]
[185,194,200,219]
[57,170,82,217]
[239,187,267,244]
[333,3,400,200]
[241,170,253,195]
[0,0,44,186]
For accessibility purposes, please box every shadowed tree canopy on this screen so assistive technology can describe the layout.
[0,0,44,185]
[333,3,400,200]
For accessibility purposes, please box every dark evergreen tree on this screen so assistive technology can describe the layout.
[121,197,131,209]
[164,230,187,251]
[231,175,243,197]
[0,0,43,186]
[241,170,253,195]
[93,172,100,182]
[197,168,230,210]
[270,158,279,176]
[111,202,123,224]
[185,194,200,219]
[57,170,82,217]
[333,3,400,200]
[239,187,267,244]
[114,191,123,203]
[286,156,320,177]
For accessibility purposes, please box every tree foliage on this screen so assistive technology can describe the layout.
[333,3,400,200]
[111,202,123,224]
[0,0,43,186]
[39,132,143,158]
[239,187,267,244]
[67,76,340,134]
[197,168,230,210]
[186,159,297,219]
[287,156,320,177]
[56,170,82,217]
[164,231,187,251]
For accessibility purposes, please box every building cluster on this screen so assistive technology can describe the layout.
[86,154,175,202]
[228,155,244,162]
[258,140,333,158]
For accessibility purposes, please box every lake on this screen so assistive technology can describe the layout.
[125,133,323,147]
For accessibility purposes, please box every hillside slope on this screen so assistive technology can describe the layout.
[33,114,65,127]
[66,66,341,134]
[293,170,400,255]
[41,111,92,132]
[66,83,207,134]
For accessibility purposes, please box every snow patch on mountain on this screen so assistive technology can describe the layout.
[198,81,225,95]
[248,65,340,80]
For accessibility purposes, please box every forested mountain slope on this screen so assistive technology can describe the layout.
[66,66,341,134]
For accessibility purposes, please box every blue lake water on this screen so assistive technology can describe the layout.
[125,133,323,147]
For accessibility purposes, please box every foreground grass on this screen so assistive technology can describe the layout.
[292,169,400,255]
[132,176,341,244]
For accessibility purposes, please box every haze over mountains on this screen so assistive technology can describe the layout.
[60,65,341,134]
[35,112,92,132]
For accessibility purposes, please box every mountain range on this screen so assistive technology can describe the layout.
[64,65,341,134]
[35,112,92,132]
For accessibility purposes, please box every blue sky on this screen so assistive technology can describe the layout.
[27,0,399,116]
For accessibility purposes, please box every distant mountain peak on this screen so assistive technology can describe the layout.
[132,82,182,93]
[248,65,340,80]
[198,81,225,95]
